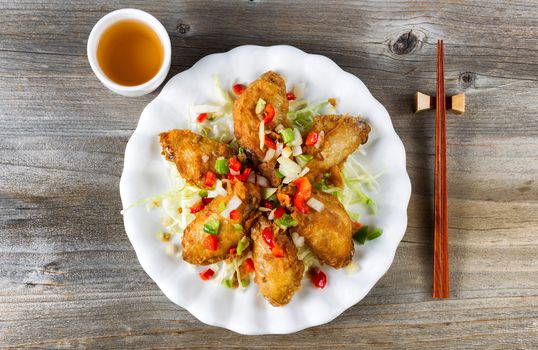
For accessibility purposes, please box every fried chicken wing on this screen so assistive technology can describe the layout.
[160,129,234,188]
[292,190,354,268]
[304,115,370,184]
[251,217,304,306]
[182,181,261,265]
[233,71,289,186]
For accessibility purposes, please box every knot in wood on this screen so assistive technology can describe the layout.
[459,72,476,88]
[176,23,190,34]
[392,31,418,55]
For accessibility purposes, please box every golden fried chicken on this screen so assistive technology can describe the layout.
[233,71,289,186]
[182,181,261,265]
[251,217,304,306]
[160,129,234,188]
[304,115,370,184]
[292,190,354,268]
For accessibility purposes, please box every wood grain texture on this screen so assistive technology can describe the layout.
[1,0,538,348]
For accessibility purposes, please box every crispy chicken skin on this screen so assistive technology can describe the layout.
[304,115,370,184]
[292,190,354,268]
[233,71,289,186]
[182,181,261,265]
[160,129,234,188]
[251,217,304,306]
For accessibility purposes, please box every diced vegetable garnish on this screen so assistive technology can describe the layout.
[190,203,205,214]
[255,98,266,114]
[262,187,278,199]
[279,128,295,144]
[203,218,220,235]
[196,112,208,123]
[275,213,298,227]
[221,195,242,218]
[234,223,244,232]
[275,169,285,178]
[275,124,284,132]
[305,131,319,146]
[291,128,303,147]
[281,146,292,158]
[203,235,218,251]
[274,207,286,219]
[294,192,309,214]
[263,201,274,209]
[207,179,227,198]
[262,227,275,248]
[241,278,250,288]
[204,171,217,188]
[229,247,237,255]
[244,258,255,273]
[286,92,296,100]
[277,193,291,207]
[199,268,215,281]
[296,154,313,167]
[263,103,275,124]
[229,209,239,220]
[311,269,327,288]
[198,189,208,198]
[218,202,226,212]
[352,225,369,244]
[236,236,249,254]
[264,136,276,150]
[214,157,229,175]
[263,148,275,162]
[202,197,213,205]
[307,197,325,212]
[294,177,312,198]
[368,227,382,241]
[222,279,233,288]
[240,167,252,182]
[277,156,302,179]
[228,156,242,172]
[259,120,265,150]
[232,83,246,95]
[292,145,302,156]
[256,175,270,187]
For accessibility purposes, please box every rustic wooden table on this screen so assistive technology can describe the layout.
[1,1,537,349]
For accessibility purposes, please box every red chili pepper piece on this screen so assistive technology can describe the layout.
[271,245,285,258]
[305,131,319,146]
[352,221,362,231]
[262,227,275,249]
[203,235,218,251]
[294,176,312,198]
[263,103,275,124]
[202,197,213,205]
[227,173,237,181]
[228,156,242,172]
[244,258,255,273]
[263,201,273,209]
[204,171,216,188]
[229,209,240,220]
[264,136,277,150]
[196,113,208,123]
[312,269,327,288]
[274,207,286,219]
[240,167,252,181]
[229,247,237,255]
[199,268,215,281]
[233,83,246,95]
[294,192,309,214]
[190,203,205,214]
[286,92,296,101]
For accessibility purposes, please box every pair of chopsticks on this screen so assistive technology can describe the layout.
[433,40,449,298]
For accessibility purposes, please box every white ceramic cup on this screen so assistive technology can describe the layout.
[87,9,171,97]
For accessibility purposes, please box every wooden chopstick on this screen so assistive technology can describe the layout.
[433,40,449,298]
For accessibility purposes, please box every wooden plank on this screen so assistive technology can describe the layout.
[1,0,538,349]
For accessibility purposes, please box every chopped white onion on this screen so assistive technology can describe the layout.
[275,142,283,158]
[277,156,302,178]
[262,148,275,162]
[259,121,265,150]
[275,124,284,132]
[307,197,325,212]
[230,168,240,176]
[267,208,276,220]
[291,128,303,146]
[298,166,310,177]
[221,195,242,218]
[314,130,324,149]
[256,175,270,187]
[247,172,256,184]
[208,180,227,198]
[262,187,278,199]
[282,176,295,184]
[281,146,292,158]
[202,155,209,163]
[258,207,272,212]
[291,232,305,248]
[292,145,303,156]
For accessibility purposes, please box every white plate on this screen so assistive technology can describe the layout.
[120,45,411,335]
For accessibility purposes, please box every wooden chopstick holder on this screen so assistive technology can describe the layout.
[414,92,465,114]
